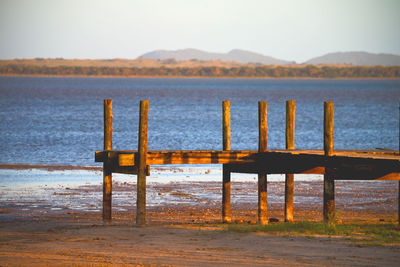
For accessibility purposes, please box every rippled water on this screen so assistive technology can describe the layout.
[0,76,399,166]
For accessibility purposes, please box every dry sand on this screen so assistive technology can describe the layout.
[1,179,399,266]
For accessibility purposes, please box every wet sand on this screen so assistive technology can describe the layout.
[1,175,399,266]
[2,179,398,223]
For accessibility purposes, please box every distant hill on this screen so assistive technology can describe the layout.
[139,48,291,65]
[139,49,400,66]
[306,52,400,66]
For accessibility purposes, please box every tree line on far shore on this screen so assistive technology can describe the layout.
[1,64,399,78]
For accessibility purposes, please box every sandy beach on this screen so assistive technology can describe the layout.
[1,167,399,266]
[1,212,399,267]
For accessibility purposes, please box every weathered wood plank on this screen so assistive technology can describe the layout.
[105,149,399,165]
[331,168,400,181]
[116,149,400,177]
[229,162,400,180]
[97,149,399,179]
[110,165,150,175]
[228,162,325,174]
[95,151,105,162]
[96,150,136,163]
[118,150,257,166]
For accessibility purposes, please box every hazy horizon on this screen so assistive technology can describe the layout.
[1,0,399,62]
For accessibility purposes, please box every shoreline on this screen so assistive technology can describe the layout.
[1,74,399,80]
[0,163,102,171]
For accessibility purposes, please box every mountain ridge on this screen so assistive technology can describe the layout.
[139,48,291,65]
[306,51,400,66]
[139,49,400,66]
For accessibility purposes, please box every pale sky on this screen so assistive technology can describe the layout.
[0,0,399,62]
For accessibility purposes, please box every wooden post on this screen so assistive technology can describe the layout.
[323,101,335,224]
[103,99,112,223]
[324,101,334,157]
[223,101,231,151]
[222,101,232,223]
[285,100,295,222]
[258,101,268,225]
[137,100,149,226]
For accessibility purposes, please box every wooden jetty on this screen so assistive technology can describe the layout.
[95,100,400,225]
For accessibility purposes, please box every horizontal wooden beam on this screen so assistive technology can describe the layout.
[96,149,399,164]
[331,168,400,181]
[95,150,137,163]
[95,151,150,175]
[228,163,399,180]
[119,150,258,166]
[228,163,325,174]
[111,165,150,175]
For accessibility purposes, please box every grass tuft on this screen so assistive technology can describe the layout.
[227,222,400,245]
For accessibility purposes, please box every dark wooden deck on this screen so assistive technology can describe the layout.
[96,149,400,180]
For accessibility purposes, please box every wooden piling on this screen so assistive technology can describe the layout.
[223,101,231,151]
[285,100,295,222]
[323,101,335,224]
[258,101,268,225]
[324,101,334,157]
[222,101,232,223]
[103,99,112,223]
[137,100,149,226]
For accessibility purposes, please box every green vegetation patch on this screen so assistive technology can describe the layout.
[227,222,400,245]
[1,63,400,78]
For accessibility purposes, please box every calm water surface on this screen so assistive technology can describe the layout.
[0,77,399,166]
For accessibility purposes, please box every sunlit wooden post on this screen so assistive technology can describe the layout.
[222,101,232,223]
[137,100,149,226]
[285,100,295,222]
[258,101,268,224]
[323,101,335,224]
[103,99,112,223]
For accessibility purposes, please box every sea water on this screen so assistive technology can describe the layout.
[0,77,399,183]
[1,77,399,212]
